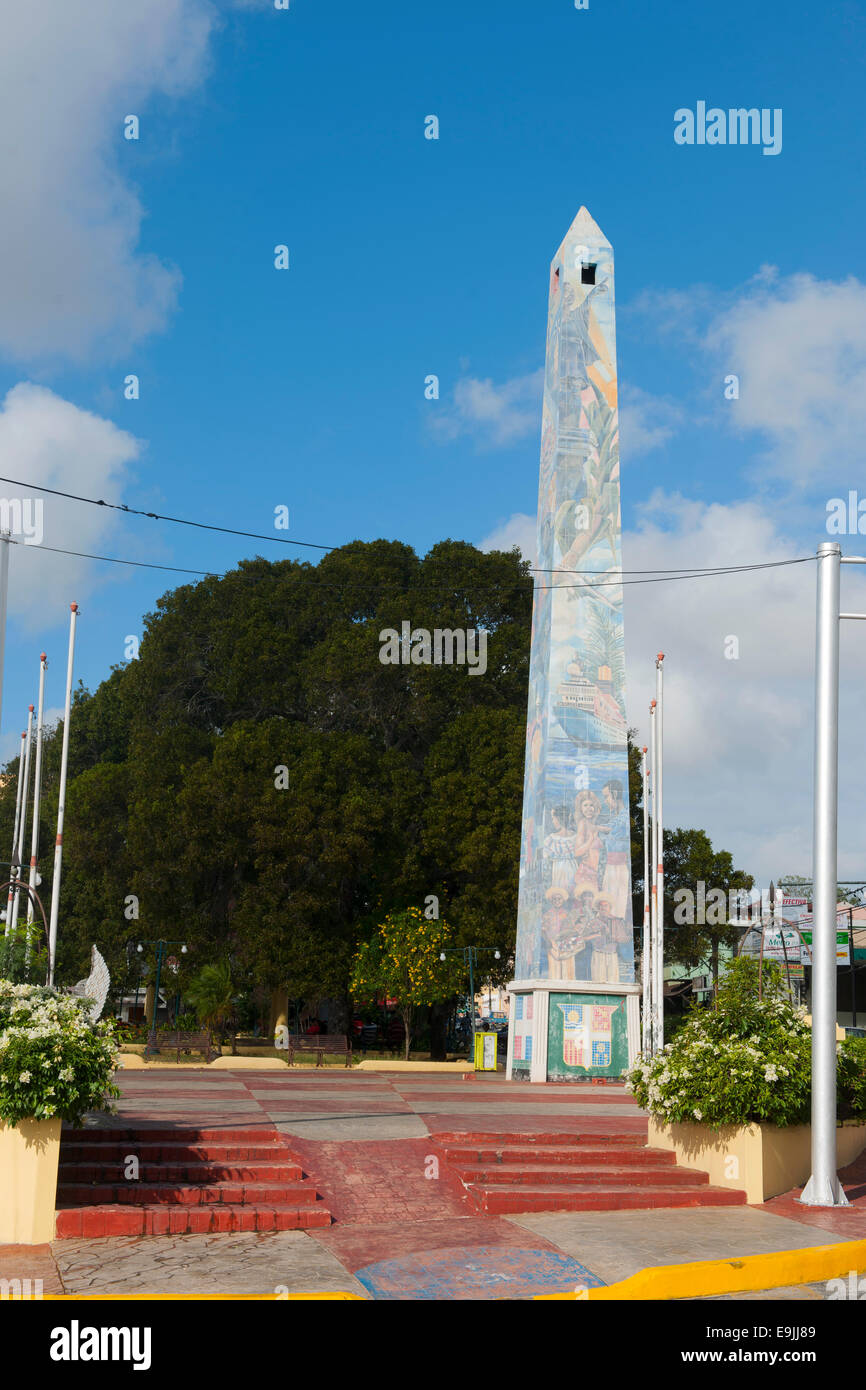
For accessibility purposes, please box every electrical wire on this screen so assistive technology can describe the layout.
[6,535,815,590]
[0,474,818,583]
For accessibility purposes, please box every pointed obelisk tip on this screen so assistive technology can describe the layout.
[568,205,607,241]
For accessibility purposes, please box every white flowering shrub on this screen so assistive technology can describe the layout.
[627,957,813,1128]
[0,981,119,1127]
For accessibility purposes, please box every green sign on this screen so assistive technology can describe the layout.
[547,993,629,1080]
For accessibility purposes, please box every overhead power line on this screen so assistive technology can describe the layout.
[0,473,818,583]
[7,535,815,590]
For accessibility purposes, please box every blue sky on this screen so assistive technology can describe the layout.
[2,0,866,879]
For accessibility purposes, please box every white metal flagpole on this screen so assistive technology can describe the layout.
[649,700,658,1055]
[47,604,78,987]
[0,532,10,737]
[26,653,48,944]
[5,730,27,937]
[641,744,651,1053]
[10,702,34,933]
[800,542,848,1207]
[654,654,665,1055]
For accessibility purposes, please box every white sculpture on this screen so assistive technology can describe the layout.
[69,945,111,1022]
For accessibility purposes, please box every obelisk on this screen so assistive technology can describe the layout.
[507,208,640,1082]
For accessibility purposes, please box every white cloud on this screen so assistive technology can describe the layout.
[0,1,217,363]
[704,271,866,485]
[430,369,543,449]
[619,384,684,458]
[479,512,536,562]
[630,268,866,490]
[622,493,866,881]
[0,383,143,622]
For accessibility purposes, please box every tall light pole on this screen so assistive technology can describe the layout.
[801,542,849,1206]
[47,603,78,986]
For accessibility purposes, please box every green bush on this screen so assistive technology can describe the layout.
[0,980,120,1126]
[838,1036,866,1121]
[627,957,813,1128]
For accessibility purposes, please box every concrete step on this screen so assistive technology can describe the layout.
[56,1182,318,1207]
[57,1162,304,1184]
[452,1163,710,1188]
[439,1144,677,1167]
[470,1183,748,1214]
[54,1203,332,1237]
[59,1142,291,1164]
[61,1127,281,1143]
[430,1130,645,1148]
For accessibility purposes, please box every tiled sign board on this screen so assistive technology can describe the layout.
[546,993,628,1079]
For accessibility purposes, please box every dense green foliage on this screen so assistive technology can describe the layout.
[0,541,532,1011]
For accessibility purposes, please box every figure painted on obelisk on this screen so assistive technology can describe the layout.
[509,207,637,1081]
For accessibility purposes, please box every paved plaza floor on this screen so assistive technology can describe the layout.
[5,1069,865,1301]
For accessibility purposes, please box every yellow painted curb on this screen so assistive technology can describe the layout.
[534,1238,866,1300]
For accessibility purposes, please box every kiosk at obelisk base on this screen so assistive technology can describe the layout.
[506,207,640,1082]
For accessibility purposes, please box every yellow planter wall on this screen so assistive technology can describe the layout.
[648,1116,866,1203]
[0,1117,62,1244]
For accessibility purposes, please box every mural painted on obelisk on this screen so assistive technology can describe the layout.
[515,208,634,987]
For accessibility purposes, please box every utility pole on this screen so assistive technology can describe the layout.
[801,542,848,1207]
[47,604,78,986]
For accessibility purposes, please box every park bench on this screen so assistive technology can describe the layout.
[146,1029,217,1063]
[286,1033,352,1068]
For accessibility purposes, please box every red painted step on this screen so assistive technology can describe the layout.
[58,1162,303,1184]
[453,1163,710,1188]
[431,1129,748,1215]
[57,1182,319,1206]
[54,1204,331,1237]
[431,1130,646,1147]
[59,1142,292,1163]
[439,1143,675,1167]
[54,1126,331,1237]
[473,1184,747,1214]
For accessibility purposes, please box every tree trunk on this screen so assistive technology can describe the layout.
[429,1002,450,1061]
[402,1005,412,1061]
[712,936,720,999]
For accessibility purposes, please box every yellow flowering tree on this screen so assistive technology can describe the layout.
[350,909,465,1060]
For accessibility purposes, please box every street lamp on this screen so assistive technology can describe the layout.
[137,939,188,1055]
[439,946,503,1059]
